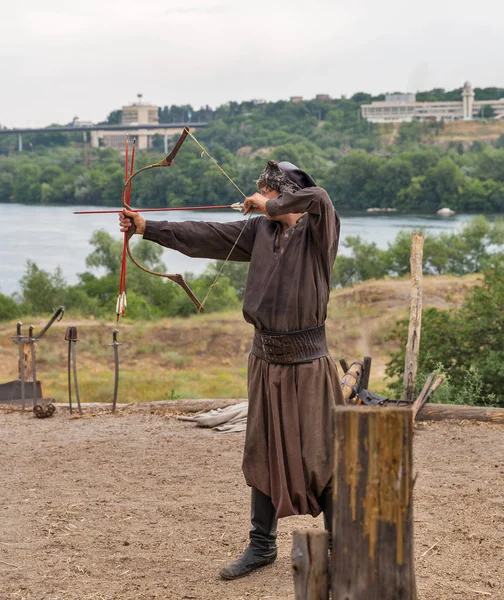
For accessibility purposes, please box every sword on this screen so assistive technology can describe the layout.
[29,325,37,409]
[16,322,26,412]
[108,329,123,412]
[65,326,77,414]
[64,326,81,415]
[72,331,82,415]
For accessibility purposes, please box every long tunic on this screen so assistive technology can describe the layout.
[143,186,344,518]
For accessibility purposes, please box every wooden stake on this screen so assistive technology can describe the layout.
[402,233,424,403]
[360,355,372,391]
[332,406,417,600]
[338,357,349,374]
[292,529,329,600]
[412,374,444,420]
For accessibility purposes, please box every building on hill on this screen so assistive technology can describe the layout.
[361,82,504,122]
[91,97,166,152]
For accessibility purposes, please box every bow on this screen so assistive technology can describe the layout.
[119,126,250,317]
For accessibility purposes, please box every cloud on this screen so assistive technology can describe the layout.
[1,0,503,127]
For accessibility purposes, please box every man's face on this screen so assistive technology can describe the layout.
[258,186,279,200]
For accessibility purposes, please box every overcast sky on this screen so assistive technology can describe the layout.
[2,0,503,128]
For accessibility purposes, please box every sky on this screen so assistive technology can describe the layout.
[2,0,504,128]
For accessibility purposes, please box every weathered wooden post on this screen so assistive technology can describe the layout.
[292,530,329,600]
[332,406,416,600]
[402,232,424,403]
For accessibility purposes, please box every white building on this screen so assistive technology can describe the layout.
[90,98,172,152]
[361,82,504,122]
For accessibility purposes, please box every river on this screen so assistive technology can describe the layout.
[1,204,477,296]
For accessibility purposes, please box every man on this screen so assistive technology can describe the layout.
[119,160,344,579]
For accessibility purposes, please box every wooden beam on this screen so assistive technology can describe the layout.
[402,233,424,403]
[332,406,417,600]
[415,403,504,423]
[292,529,329,600]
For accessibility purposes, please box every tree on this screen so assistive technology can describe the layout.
[421,156,464,210]
[0,293,18,321]
[19,261,67,313]
[375,158,413,207]
[331,237,387,287]
[106,110,122,125]
[478,105,496,119]
[386,257,504,406]
[325,152,381,209]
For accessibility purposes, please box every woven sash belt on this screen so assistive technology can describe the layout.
[251,323,328,365]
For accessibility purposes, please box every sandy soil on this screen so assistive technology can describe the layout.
[1,409,503,600]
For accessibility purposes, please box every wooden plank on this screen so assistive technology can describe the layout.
[402,233,424,403]
[332,406,416,600]
[292,529,329,600]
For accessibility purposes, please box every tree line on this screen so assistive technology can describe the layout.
[1,134,504,213]
[2,88,504,213]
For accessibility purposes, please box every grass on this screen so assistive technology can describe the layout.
[0,275,478,404]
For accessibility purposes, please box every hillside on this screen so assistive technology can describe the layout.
[425,120,504,147]
[0,275,479,404]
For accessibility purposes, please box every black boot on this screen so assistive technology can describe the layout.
[219,488,277,580]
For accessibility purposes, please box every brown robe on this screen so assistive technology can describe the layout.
[143,186,344,518]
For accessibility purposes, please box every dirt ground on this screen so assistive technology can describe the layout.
[1,409,502,600]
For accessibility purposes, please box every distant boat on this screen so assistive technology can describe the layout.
[437,207,456,216]
[366,207,398,213]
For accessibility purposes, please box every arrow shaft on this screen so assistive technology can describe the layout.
[74,204,241,214]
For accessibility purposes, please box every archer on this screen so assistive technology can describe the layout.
[119,159,344,580]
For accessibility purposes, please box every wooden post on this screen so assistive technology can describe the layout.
[338,357,349,374]
[402,233,424,403]
[360,355,372,391]
[332,406,416,600]
[292,529,329,600]
[21,343,35,381]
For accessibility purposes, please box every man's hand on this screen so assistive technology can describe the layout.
[119,209,146,235]
[243,193,269,216]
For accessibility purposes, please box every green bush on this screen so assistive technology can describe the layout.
[386,257,504,406]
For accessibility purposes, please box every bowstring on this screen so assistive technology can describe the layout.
[186,130,247,199]
[186,130,252,309]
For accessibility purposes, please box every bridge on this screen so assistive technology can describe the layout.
[0,122,209,153]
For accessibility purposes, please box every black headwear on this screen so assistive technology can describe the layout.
[277,161,316,189]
